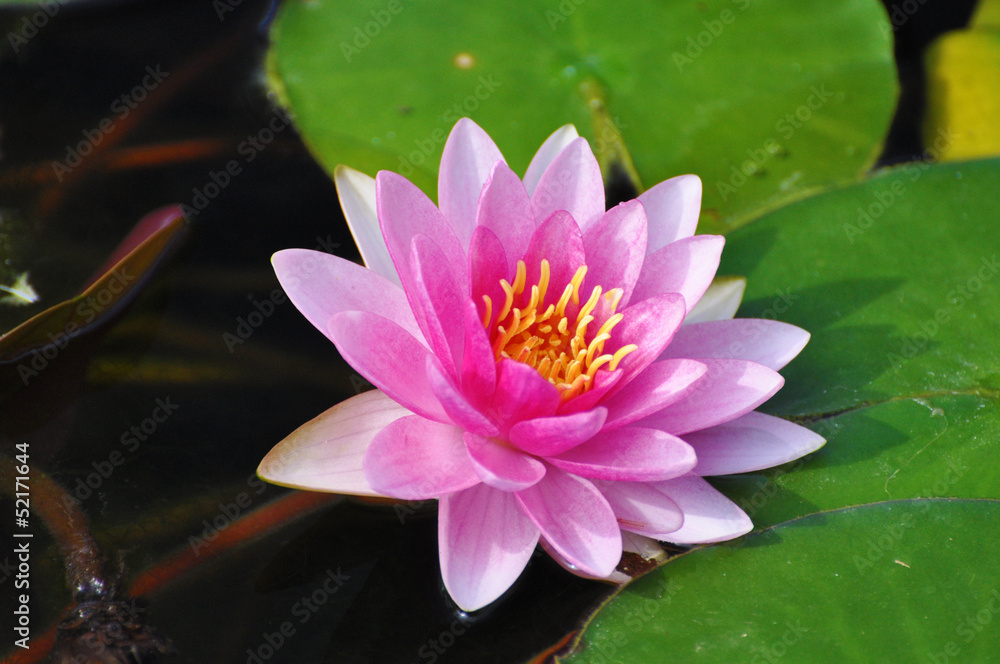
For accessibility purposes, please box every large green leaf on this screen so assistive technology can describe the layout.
[560,500,1000,663]
[716,158,1000,521]
[557,158,1000,662]
[267,0,897,232]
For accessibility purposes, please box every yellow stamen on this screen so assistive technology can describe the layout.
[484,259,637,401]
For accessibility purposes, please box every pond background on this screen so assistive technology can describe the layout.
[0,1,982,662]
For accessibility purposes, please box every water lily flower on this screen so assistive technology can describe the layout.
[258,118,824,611]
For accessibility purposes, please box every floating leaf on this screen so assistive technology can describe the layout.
[560,500,1000,663]
[267,0,897,233]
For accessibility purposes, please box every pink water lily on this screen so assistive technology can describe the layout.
[258,118,824,611]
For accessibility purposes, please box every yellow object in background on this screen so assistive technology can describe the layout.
[923,0,1000,161]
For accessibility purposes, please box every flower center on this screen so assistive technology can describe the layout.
[481,259,637,400]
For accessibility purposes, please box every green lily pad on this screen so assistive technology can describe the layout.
[705,158,1000,527]
[267,0,897,233]
[559,500,1000,663]
[560,158,1000,662]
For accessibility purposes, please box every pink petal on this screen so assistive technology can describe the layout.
[687,412,826,476]
[409,233,469,377]
[465,432,547,491]
[272,249,422,344]
[660,319,810,371]
[377,170,469,298]
[638,359,784,435]
[515,467,621,578]
[601,359,707,430]
[684,276,746,324]
[439,484,540,611]
[476,162,535,276]
[530,137,604,231]
[489,359,561,432]
[556,369,623,416]
[438,118,505,252]
[508,407,608,457]
[638,174,702,254]
[582,200,647,307]
[630,235,724,313]
[603,293,686,390]
[468,225,509,332]
[426,356,498,438]
[364,415,480,499]
[548,427,696,482]
[521,210,585,299]
[334,165,399,285]
[328,311,448,423]
[651,474,752,544]
[592,479,684,538]
[257,390,407,496]
[461,298,498,411]
[523,125,579,196]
